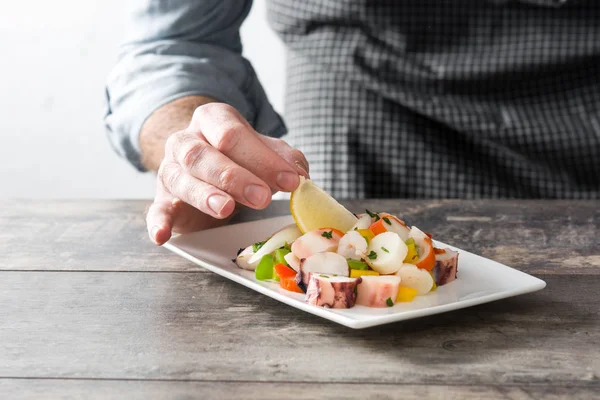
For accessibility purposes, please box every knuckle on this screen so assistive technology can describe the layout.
[187,183,209,210]
[217,166,239,192]
[159,163,183,191]
[157,164,167,185]
[192,102,228,122]
[215,123,245,153]
[164,132,182,156]
[167,169,184,193]
[180,141,207,170]
[192,104,210,122]
[180,183,199,206]
[159,163,206,209]
[218,103,237,115]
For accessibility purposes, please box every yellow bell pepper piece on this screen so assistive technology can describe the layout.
[356,229,375,244]
[350,269,380,278]
[403,242,419,264]
[429,271,437,291]
[396,286,419,302]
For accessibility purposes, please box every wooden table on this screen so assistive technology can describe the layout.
[1,200,598,399]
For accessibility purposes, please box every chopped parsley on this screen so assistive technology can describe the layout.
[252,240,267,253]
[321,230,333,239]
[386,297,394,307]
[365,209,380,221]
[383,217,392,226]
[367,250,378,260]
[381,246,389,253]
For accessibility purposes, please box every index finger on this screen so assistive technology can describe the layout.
[189,104,301,192]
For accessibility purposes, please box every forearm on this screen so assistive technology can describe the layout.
[139,95,217,172]
[105,1,288,172]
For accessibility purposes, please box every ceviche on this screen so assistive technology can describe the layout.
[234,178,458,309]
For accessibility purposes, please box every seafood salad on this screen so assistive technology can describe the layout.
[234,179,458,309]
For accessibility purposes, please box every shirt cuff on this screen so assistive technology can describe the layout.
[104,41,257,171]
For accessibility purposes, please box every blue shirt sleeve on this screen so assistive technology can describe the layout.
[104,0,287,171]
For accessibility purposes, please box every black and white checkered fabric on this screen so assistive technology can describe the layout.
[267,0,600,199]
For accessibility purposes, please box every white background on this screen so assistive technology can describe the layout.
[0,0,285,199]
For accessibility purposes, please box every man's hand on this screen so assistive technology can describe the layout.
[144,101,309,245]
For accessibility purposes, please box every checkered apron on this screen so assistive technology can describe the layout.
[266,0,600,199]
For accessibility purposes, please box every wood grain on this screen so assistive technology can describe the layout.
[0,271,598,387]
[1,200,599,397]
[1,200,598,275]
[0,200,288,272]
[0,380,597,400]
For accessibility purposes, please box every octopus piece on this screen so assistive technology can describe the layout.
[395,264,434,295]
[356,275,402,308]
[295,252,349,292]
[432,248,459,286]
[305,275,361,308]
[248,224,302,265]
[283,252,301,271]
[291,229,343,260]
[372,213,411,241]
[365,232,407,275]
[235,245,256,271]
[350,213,372,231]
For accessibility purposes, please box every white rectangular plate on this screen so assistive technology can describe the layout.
[164,216,546,329]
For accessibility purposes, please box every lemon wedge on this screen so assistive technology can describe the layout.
[290,177,357,233]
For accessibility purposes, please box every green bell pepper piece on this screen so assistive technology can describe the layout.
[255,254,276,281]
[274,248,291,266]
[347,259,369,270]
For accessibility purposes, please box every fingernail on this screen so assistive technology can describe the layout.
[244,184,270,207]
[150,225,160,242]
[277,171,299,191]
[208,194,230,215]
[295,161,309,177]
